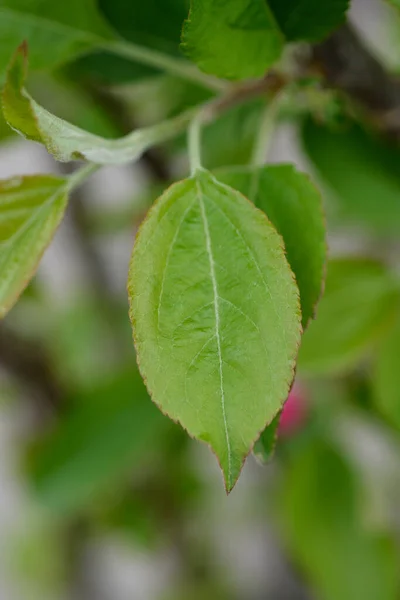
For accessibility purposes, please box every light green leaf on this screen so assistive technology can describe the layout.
[0,174,68,318]
[128,169,301,491]
[253,412,280,464]
[302,118,400,234]
[2,44,196,164]
[215,164,326,328]
[28,369,166,515]
[0,0,114,80]
[181,0,283,80]
[373,312,400,431]
[299,259,400,376]
[278,439,399,600]
[268,0,350,42]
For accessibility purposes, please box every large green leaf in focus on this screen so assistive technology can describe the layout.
[28,369,166,515]
[181,0,283,80]
[2,45,195,164]
[0,174,68,318]
[299,259,400,376]
[302,118,400,234]
[279,439,399,600]
[216,164,326,328]
[268,0,350,41]
[0,0,114,80]
[373,312,400,431]
[128,169,301,491]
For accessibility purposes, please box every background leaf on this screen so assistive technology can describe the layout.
[0,174,68,318]
[129,169,301,491]
[181,0,283,80]
[253,412,280,464]
[278,438,399,600]
[0,0,114,80]
[268,0,350,42]
[299,259,400,376]
[216,164,326,328]
[372,311,400,431]
[28,368,166,515]
[302,117,400,234]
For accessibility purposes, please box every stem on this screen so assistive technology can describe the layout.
[103,40,227,93]
[251,90,286,167]
[188,112,204,174]
[67,162,99,191]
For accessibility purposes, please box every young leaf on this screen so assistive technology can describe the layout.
[302,118,400,234]
[181,0,283,80]
[268,0,350,42]
[215,165,326,328]
[2,44,196,164]
[0,0,114,79]
[0,174,69,318]
[253,412,281,464]
[299,259,400,376]
[372,312,400,431]
[128,169,301,491]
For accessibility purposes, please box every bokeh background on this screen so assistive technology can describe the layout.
[2,0,400,598]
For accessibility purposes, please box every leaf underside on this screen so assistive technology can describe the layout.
[129,169,301,491]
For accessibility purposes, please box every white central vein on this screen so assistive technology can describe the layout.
[197,181,232,488]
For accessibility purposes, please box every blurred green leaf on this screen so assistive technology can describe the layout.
[2,45,196,164]
[0,0,114,80]
[268,0,350,41]
[0,174,68,318]
[129,169,301,491]
[302,117,400,234]
[373,311,400,430]
[28,368,166,515]
[279,439,399,600]
[299,259,400,376]
[253,412,280,464]
[181,0,283,80]
[216,164,326,327]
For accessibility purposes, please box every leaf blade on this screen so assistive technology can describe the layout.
[0,174,68,318]
[129,169,301,491]
[2,44,196,164]
[181,0,283,80]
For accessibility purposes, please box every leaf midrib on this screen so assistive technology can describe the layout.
[197,178,232,489]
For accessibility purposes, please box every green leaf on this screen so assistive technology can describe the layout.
[372,312,400,431]
[268,0,349,42]
[128,169,301,491]
[215,164,326,328]
[181,0,283,80]
[28,369,166,515]
[299,259,400,376]
[0,174,68,318]
[278,439,399,600]
[253,412,280,464]
[0,0,114,80]
[2,44,196,164]
[302,118,400,234]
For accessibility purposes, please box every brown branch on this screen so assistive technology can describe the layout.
[312,23,400,137]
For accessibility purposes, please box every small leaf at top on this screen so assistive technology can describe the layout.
[0,0,114,80]
[268,0,350,42]
[181,0,284,80]
[253,412,281,464]
[2,44,196,164]
[216,164,326,328]
[0,174,69,318]
[128,169,301,491]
